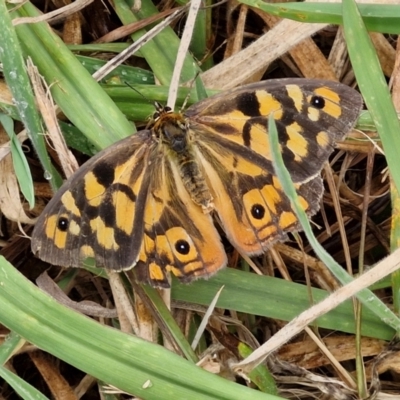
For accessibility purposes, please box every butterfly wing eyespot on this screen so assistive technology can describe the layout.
[250,204,265,220]
[175,239,191,255]
[310,95,325,109]
[57,217,69,231]
[32,79,362,288]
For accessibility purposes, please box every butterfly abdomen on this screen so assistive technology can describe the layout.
[155,110,214,212]
[176,152,214,213]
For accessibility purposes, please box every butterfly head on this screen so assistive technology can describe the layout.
[153,107,190,154]
[152,101,172,120]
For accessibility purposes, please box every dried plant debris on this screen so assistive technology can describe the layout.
[0,1,398,399]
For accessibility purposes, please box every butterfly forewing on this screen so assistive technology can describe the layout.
[31,132,153,270]
[186,79,363,183]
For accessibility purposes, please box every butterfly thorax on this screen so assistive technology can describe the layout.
[153,110,214,213]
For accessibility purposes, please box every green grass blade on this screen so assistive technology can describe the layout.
[76,55,155,85]
[238,343,278,394]
[0,332,48,399]
[11,2,134,150]
[104,84,218,122]
[342,0,400,317]
[0,114,34,208]
[266,114,400,333]
[113,0,199,85]
[0,257,283,400]
[343,0,400,203]
[0,332,24,365]
[0,365,49,400]
[237,1,400,34]
[140,284,198,362]
[68,43,133,53]
[0,0,61,190]
[190,0,214,71]
[172,268,394,340]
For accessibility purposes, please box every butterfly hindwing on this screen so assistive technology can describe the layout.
[134,151,226,287]
[192,133,321,254]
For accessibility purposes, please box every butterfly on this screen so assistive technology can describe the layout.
[31,79,363,288]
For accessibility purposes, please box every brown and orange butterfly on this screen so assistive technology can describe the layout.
[31,79,363,287]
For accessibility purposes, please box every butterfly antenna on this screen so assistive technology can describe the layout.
[124,82,169,128]
[124,81,153,104]
[180,72,200,112]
